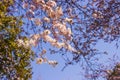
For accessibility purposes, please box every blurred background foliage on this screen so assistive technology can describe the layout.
[0,0,34,79]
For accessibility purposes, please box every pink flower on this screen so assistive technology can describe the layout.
[22,3,28,9]
[48,60,58,67]
[30,5,36,11]
[48,8,56,18]
[67,28,72,35]
[46,0,56,7]
[43,17,50,23]
[34,18,42,26]
[63,42,77,52]
[43,30,51,35]
[56,7,63,18]
[43,35,56,43]
[33,0,45,4]
[29,39,38,47]
[31,34,40,40]
[65,18,73,24]
[36,58,43,64]
[55,42,64,48]
[92,13,98,18]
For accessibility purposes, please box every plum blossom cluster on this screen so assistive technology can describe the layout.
[36,49,58,67]
[36,58,58,67]
[22,0,78,65]
[22,0,77,52]
[29,29,77,52]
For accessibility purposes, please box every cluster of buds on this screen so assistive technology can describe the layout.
[53,22,72,41]
[34,18,42,26]
[29,34,41,46]
[65,18,73,24]
[36,49,58,67]
[36,58,58,67]
[32,0,63,19]
[29,28,76,52]
[22,0,77,52]
[48,60,58,67]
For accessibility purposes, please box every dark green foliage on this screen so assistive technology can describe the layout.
[0,0,34,79]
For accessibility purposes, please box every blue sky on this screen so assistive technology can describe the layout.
[32,40,120,80]
[13,0,120,80]
[29,0,120,80]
